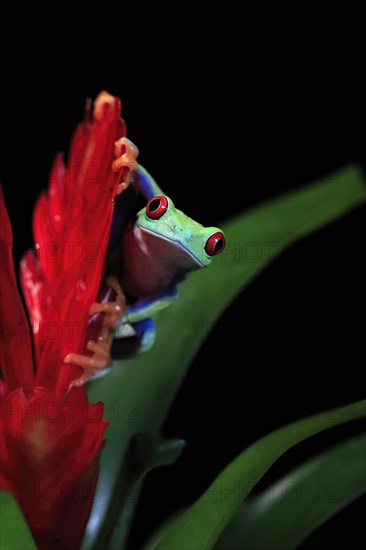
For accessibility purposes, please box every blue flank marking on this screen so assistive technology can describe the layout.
[133,318,156,352]
[133,318,155,338]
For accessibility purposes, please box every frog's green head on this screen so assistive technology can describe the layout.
[136,195,225,268]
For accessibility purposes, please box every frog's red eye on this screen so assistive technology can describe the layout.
[146,196,169,219]
[205,231,225,256]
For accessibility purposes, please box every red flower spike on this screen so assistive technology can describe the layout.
[0,231,109,547]
[0,386,108,549]
[0,91,132,547]
[20,91,137,396]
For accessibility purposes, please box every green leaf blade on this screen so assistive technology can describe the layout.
[83,165,366,549]
[152,400,366,550]
[0,492,37,550]
[216,434,366,550]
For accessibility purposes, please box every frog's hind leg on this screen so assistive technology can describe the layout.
[111,318,156,359]
[111,285,177,360]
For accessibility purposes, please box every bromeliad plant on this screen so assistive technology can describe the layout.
[0,92,365,550]
[0,92,132,549]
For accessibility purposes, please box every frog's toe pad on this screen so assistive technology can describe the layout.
[112,137,139,194]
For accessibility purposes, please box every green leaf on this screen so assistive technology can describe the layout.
[132,435,187,473]
[215,434,366,550]
[0,492,37,550]
[83,165,366,549]
[142,509,187,550]
[107,435,186,550]
[105,436,186,550]
[151,400,366,550]
[88,435,186,550]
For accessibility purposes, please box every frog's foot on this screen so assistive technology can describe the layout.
[64,347,111,388]
[66,276,126,390]
[112,137,139,195]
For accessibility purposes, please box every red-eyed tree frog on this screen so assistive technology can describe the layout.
[111,164,225,356]
[66,155,225,387]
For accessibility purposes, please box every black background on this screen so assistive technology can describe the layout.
[1,19,365,549]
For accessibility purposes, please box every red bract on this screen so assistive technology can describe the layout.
[0,387,106,549]
[0,186,34,395]
[0,92,133,548]
[20,91,136,397]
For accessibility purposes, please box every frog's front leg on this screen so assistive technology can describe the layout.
[112,285,178,358]
[118,285,178,326]
[133,164,164,200]
[65,276,126,389]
